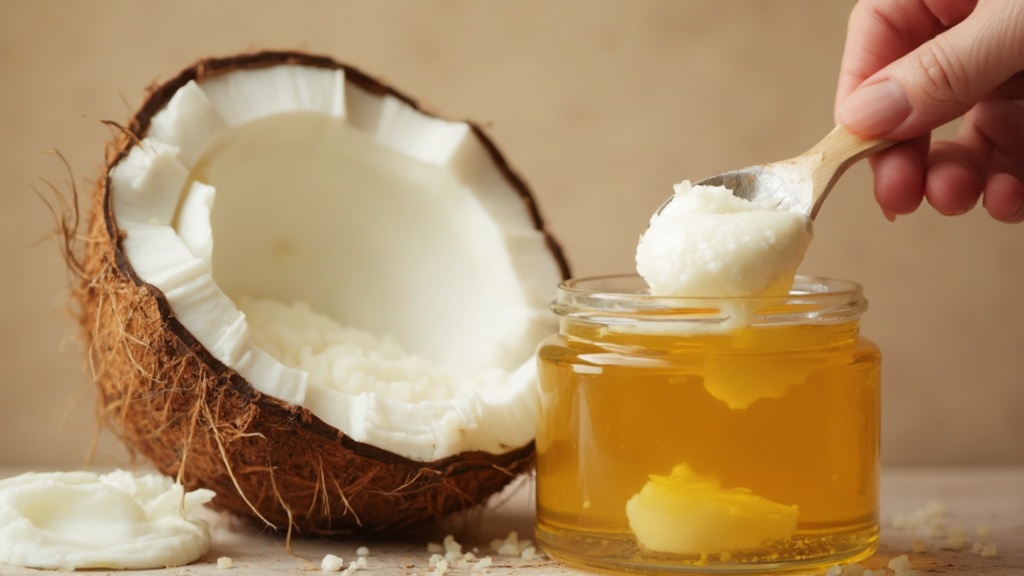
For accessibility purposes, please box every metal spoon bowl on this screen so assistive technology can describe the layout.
[662,125,894,219]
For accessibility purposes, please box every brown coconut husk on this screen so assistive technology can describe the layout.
[69,51,567,538]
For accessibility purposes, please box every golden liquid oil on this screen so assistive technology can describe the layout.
[536,293,880,574]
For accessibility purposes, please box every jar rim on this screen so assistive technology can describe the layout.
[553,274,867,327]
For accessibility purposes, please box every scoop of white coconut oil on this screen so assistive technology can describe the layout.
[636,180,812,298]
[0,470,214,570]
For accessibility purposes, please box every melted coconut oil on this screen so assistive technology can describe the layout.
[536,288,880,574]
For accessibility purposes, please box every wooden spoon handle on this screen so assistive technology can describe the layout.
[808,125,895,218]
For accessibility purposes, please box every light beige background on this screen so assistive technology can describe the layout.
[2,1,1021,469]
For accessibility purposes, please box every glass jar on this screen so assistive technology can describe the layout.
[536,275,880,574]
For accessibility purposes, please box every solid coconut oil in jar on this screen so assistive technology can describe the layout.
[536,275,880,574]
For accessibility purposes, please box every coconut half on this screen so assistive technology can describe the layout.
[75,51,568,535]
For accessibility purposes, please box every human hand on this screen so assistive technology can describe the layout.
[835,0,1024,222]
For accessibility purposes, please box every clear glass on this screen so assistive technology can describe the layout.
[536,275,881,574]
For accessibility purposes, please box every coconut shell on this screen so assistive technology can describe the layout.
[74,51,566,537]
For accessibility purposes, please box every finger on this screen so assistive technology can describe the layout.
[836,0,976,105]
[923,142,984,215]
[839,0,1024,139]
[968,98,1024,175]
[922,98,1024,217]
[882,0,1024,138]
[989,70,1024,100]
[869,135,929,217]
[982,173,1024,223]
[921,107,991,216]
[983,144,1024,222]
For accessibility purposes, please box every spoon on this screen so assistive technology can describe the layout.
[666,125,894,219]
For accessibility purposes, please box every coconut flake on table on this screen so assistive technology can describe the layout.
[0,470,214,571]
[636,180,812,298]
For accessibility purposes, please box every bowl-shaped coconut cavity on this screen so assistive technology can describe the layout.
[77,52,568,536]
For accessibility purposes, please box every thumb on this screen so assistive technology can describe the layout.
[838,0,1024,140]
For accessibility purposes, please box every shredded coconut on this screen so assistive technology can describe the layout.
[242,297,505,402]
[217,556,233,570]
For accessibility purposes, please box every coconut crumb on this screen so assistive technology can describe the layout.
[430,559,449,576]
[497,542,518,556]
[887,554,916,575]
[321,554,344,572]
[338,556,368,576]
[443,535,461,553]
[891,499,1000,560]
[425,532,532,572]
[427,534,464,562]
[818,563,875,576]
[445,534,464,562]
[216,557,233,570]
[892,499,946,532]
[356,546,370,557]
[489,531,536,558]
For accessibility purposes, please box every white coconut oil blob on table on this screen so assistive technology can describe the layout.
[0,470,215,570]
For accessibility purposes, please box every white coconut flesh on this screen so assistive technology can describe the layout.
[109,64,563,462]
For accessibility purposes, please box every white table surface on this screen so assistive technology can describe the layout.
[0,466,1021,575]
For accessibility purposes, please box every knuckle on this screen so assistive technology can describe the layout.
[908,36,973,106]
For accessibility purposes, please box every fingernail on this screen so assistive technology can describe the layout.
[881,208,898,222]
[838,79,912,137]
